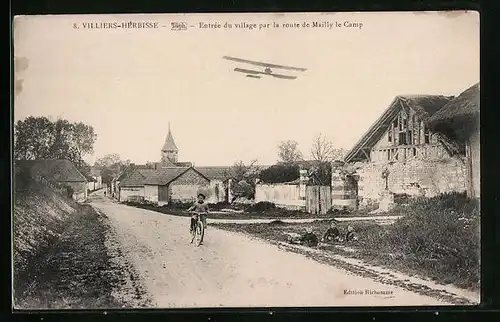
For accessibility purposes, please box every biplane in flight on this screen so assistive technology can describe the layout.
[222,56,307,80]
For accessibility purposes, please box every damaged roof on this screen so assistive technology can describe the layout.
[428,83,480,125]
[344,95,454,163]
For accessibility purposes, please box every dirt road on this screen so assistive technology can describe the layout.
[90,191,451,308]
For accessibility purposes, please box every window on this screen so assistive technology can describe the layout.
[388,130,392,142]
[399,132,407,145]
[412,148,417,157]
[387,149,391,161]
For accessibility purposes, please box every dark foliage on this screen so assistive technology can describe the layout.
[245,201,276,212]
[259,163,300,184]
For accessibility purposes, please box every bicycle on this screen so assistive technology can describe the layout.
[188,211,206,246]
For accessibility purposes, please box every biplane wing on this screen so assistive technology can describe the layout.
[223,56,307,72]
[234,68,297,80]
[234,67,263,75]
[271,74,297,80]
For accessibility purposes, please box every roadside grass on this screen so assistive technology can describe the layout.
[14,204,143,309]
[213,192,480,291]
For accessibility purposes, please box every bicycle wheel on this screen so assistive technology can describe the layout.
[195,221,204,246]
[190,222,196,244]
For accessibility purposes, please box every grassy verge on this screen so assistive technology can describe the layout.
[14,203,147,309]
[213,192,480,291]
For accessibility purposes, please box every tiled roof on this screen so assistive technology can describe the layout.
[144,167,191,185]
[15,159,87,182]
[196,166,233,180]
[120,166,214,187]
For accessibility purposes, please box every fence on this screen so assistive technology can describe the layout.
[306,185,332,215]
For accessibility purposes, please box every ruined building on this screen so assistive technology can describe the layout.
[336,85,479,208]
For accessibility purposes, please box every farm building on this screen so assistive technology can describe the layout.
[116,126,233,204]
[15,159,88,201]
[120,167,212,205]
[427,83,480,198]
[89,168,103,191]
[341,88,478,207]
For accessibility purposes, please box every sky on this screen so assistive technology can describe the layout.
[13,11,479,166]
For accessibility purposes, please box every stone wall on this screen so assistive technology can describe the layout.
[357,156,467,204]
[331,169,358,209]
[169,168,210,203]
[173,168,210,185]
[255,183,305,210]
[144,185,159,203]
[120,186,145,202]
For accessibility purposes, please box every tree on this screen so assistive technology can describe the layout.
[310,133,347,163]
[14,116,55,160]
[94,154,134,186]
[14,116,97,168]
[259,163,301,184]
[71,122,97,166]
[310,133,346,163]
[228,159,260,200]
[277,140,303,163]
[94,154,121,169]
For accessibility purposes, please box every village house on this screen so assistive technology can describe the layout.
[15,159,88,201]
[427,83,480,198]
[337,85,479,208]
[89,168,103,191]
[117,125,233,204]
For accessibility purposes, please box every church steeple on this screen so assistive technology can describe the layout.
[162,123,179,153]
[161,122,179,164]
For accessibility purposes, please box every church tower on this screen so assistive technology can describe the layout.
[161,123,179,165]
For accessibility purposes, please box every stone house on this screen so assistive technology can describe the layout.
[120,166,211,205]
[341,92,474,207]
[117,125,233,204]
[427,83,480,198]
[15,159,88,201]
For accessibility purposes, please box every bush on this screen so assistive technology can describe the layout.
[372,192,480,288]
[327,206,352,216]
[245,201,276,213]
[393,193,411,204]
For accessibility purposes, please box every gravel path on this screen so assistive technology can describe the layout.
[91,191,450,308]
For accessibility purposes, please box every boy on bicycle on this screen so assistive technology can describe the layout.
[187,193,209,234]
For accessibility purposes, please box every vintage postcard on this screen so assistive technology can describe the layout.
[12,11,480,309]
